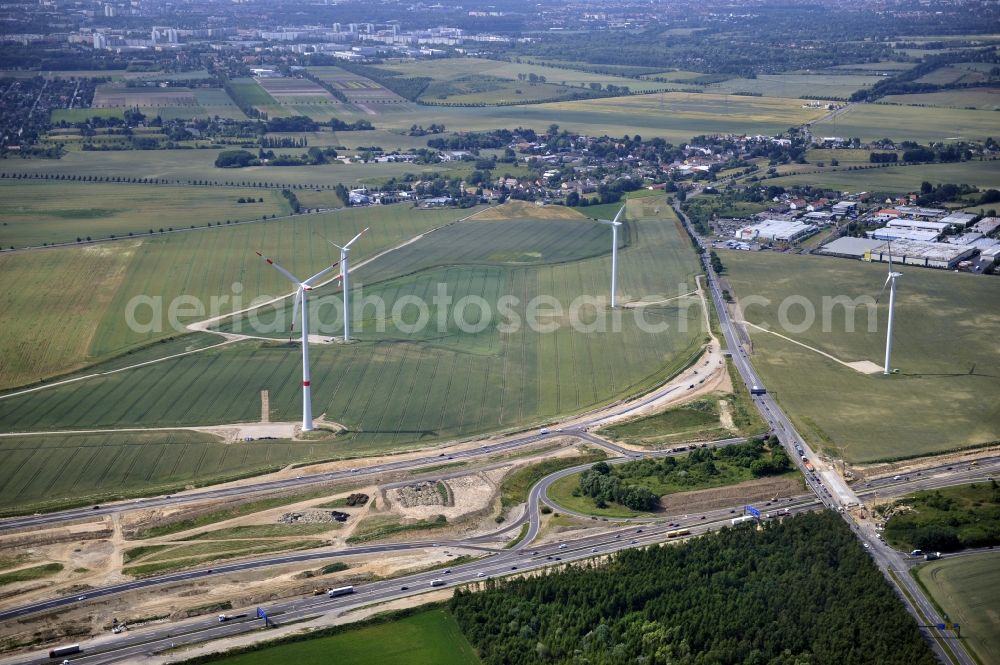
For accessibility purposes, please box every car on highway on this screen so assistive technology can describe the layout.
[558,543,567,549]
[400,585,408,590]
[539,427,550,434]
[476,572,485,577]
[511,565,518,570]
[630,539,638,544]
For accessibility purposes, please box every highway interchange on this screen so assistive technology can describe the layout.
[0,204,994,664]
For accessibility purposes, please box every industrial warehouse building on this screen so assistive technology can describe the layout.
[820,237,979,270]
[818,237,885,259]
[864,239,978,270]
[735,219,817,242]
[867,227,941,242]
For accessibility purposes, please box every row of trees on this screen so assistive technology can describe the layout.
[450,512,936,665]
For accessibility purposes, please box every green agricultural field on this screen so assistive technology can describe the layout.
[768,159,1000,193]
[827,61,917,73]
[599,398,731,447]
[0,148,474,189]
[192,608,480,665]
[262,88,827,144]
[721,251,1000,462]
[0,429,342,513]
[0,563,63,586]
[0,181,288,248]
[380,58,669,101]
[882,87,1000,110]
[0,205,474,389]
[226,77,281,108]
[704,73,883,99]
[523,58,665,77]
[803,148,878,166]
[427,78,592,105]
[0,201,707,460]
[50,107,126,123]
[915,553,1000,665]
[915,65,991,86]
[0,240,141,389]
[809,102,1000,142]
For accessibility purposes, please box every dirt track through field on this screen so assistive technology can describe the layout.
[739,320,882,374]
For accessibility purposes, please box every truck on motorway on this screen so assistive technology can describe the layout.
[218,613,247,622]
[731,515,756,526]
[430,579,446,587]
[328,586,354,598]
[750,385,766,395]
[804,462,815,472]
[924,552,942,561]
[667,529,691,538]
[49,644,81,658]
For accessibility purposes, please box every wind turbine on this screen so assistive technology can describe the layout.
[256,251,336,431]
[875,242,902,375]
[599,206,625,308]
[324,227,368,341]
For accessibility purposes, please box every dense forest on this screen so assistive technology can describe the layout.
[451,512,936,665]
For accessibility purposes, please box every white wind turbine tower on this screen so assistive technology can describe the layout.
[256,251,336,431]
[599,205,625,308]
[876,242,902,375]
[324,227,368,341]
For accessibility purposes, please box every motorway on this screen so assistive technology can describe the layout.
[1,203,991,664]
[674,200,980,665]
[5,453,993,665]
[6,488,822,665]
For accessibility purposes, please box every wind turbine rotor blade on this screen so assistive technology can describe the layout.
[256,251,301,286]
[344,227,369,250]
[612,205,625,224]
[304,265,335,287]
[875,275,890,304]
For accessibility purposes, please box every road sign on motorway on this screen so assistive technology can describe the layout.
[746,505,761,518]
